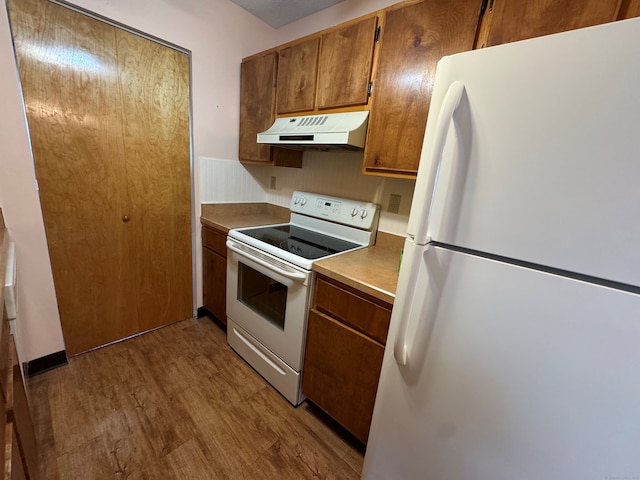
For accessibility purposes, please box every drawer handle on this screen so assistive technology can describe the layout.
[232,327,286,376]
[227,240,306,281]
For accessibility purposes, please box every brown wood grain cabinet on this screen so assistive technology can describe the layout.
[240,0,638,177]
[316,16,379,110]
[2,305,37,480]
[476,0,632,48]
[302,275,392,444]
[202,226,228,325]
[618,0,640,19]
[239,53,303,167]
[4,422,27,480]
[276,37,320,114]
[362,0,481,177]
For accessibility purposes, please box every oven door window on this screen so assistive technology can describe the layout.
[237,262,287,330]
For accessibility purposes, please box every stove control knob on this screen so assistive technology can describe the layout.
[300,197,307,206]
[350,208,358,217]
[360,209,368,219]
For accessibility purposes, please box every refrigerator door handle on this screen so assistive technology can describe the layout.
[394,82,465,366]
[414,81,466,243]
[393,241,423,366]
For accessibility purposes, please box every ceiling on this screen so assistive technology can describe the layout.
[229,0,346,28]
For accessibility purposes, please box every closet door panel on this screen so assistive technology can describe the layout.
[8,0,138,355]
[115,29,193,332]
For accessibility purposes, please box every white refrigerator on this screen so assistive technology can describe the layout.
[363,17,640,480]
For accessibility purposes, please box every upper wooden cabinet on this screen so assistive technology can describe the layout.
[362,0,481,177]
[276,38,320,114]
[477,0,625,48]
[275,16,379,114]
[239,53,277,163]
[618,0,640,19]
[316,16,378,110]
[239,52,302,167]
[240,0,637,177]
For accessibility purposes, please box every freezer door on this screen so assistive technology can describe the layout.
[363,246,640,480]
[407,17,640,287]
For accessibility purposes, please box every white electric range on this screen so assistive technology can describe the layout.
[225,191,380,405]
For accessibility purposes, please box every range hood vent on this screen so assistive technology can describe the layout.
[257,111,369,151]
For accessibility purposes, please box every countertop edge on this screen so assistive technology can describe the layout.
[312,232,404,305]
[313,262,396,305]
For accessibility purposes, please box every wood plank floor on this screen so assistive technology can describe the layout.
[27,317,365,479]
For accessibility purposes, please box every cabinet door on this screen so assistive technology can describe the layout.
[276,37,320,114]
[618,0,640,18]
[203,247,227,324]
[363,0,481,177]
[480,0,621,48]
[239,53,303,167]
[7,337,37,478]
[5,423,28,480]
[316,16,378,109]
[239,53,277,163]
[302,309,384,444]
[117,28,193,335]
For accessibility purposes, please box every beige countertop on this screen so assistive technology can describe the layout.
[200,203,404,305]
[200,203,290,233]
[313,232,404,305]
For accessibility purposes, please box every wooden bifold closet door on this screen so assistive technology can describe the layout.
[8,0,193,355]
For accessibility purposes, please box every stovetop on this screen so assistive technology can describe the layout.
[227,191,380,271]
[238,224,360,261]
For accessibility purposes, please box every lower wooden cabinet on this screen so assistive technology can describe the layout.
[202,226,227,324]
[302,275,392,444]
[2,312,37,480]
[4,421,27,480]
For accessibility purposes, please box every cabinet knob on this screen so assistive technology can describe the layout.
[122,215,130,223]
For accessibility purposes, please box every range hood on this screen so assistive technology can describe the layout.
[257,111,369,151]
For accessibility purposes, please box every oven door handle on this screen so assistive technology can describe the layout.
[226,240,307,282]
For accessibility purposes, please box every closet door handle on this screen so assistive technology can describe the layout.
[122,215,130,223]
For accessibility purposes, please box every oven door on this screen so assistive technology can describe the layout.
[226,238,311,371]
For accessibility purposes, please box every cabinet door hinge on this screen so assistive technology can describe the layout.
[374,25,381,42]
[368,82,373,96]
[480,0,495,14]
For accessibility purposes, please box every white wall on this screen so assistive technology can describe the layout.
[200,154,414,236]
[274,0,400,44]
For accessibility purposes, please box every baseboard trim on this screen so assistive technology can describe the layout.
[196,306,209,318]
[28,350,68,376]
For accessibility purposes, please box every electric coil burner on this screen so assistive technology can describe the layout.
[225,191,380,405]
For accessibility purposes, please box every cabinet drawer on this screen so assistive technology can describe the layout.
[314,277,391,344]
[302,309,384,444]
[202,226,227,257]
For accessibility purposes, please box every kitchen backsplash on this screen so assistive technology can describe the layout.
[200,153,416,236]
